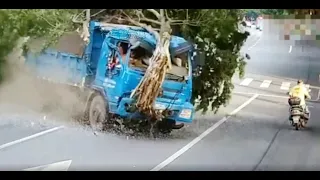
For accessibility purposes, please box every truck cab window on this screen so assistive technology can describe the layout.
[117,42,129,61]
[108,42,129,70]
[168,52,189,77]
[173,52,188,68]
[128,45,189,77]
[129,46,153,70]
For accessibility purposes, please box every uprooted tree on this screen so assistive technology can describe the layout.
[108,9,180,120]
[0,9,249,117]
[109,9,213,120]
[73,9,212,120]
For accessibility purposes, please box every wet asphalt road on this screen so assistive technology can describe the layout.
[1,20,320,171]
[0,95,249,171]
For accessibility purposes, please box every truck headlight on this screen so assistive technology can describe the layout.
[179,109,192,119]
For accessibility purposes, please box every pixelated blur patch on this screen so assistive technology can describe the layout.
[266,15,320,41]
[284,34,290,40]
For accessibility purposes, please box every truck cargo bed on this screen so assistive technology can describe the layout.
[24,33,88,87]
[25,50,87,86]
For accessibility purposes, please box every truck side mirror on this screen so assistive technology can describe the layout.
[129,38,141,50]
[245,53,251,60]
[194,51,205,67]
[130,41,141,50]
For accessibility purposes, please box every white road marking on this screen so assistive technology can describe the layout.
[260,80,272,88]
[0,126,64,151]
[234,91,318,105]
[150,94,259,171]
[240,78,253,86]
[248,37,261,51]
[241,73,320,90]
[234,91,288,99]
[23,160,72,171]
[280,82,291,90]
[289,45,292,53]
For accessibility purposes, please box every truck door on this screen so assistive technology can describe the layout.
[104,41,130,104]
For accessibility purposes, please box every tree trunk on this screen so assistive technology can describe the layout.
[130,13,172,120]
[79,9,90,44]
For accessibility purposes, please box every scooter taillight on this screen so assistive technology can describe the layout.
[291,109,302,116]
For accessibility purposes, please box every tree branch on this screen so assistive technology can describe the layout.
[135,10,161,25]
[170,22,199,26]
[85,9,90,22]
[39,16,55,27]
[72,9,86,23]
[186,9,189,21]
[72,9,90,44]
[91,9,107,17]
[120,10,160,41]
[169,11,212,27]
[169,9,209,26]
[165,9,173,22]
[147,9,161,20]
[170,20,185,23]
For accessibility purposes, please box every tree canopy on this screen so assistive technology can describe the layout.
[0,9,78,81]
[243,9,261,20]
[0,9,249,114]
[260,9,288,16]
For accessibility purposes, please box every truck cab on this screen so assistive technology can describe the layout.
[25,21,197,132]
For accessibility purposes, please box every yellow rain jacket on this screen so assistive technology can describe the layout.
[289,84,311,105]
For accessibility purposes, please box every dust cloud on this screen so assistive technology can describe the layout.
[0,37,220,139]
[0,38,86,123]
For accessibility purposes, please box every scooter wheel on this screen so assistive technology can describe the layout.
[290,120,294,126]
[294,123,299,130]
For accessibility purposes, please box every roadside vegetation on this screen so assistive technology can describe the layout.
[0,9,249,115]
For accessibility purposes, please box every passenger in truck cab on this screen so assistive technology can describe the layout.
[173,52,188,67]
[118,42,128,61]
[170,53,189,77]
[129,46,152,69]
[172,56,182,67]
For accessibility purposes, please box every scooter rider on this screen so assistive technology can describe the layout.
[288,80,311,120]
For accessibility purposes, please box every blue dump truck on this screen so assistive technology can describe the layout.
[24,21,203,133]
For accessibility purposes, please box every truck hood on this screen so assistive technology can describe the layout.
[122,70,190,105]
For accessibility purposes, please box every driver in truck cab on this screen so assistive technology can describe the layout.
[109,42,128,70]
[288,80,311,120]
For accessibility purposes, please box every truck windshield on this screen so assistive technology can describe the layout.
[128,46,189,81]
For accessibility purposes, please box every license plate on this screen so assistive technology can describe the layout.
[292,110,301,114]
[292,116,300,123]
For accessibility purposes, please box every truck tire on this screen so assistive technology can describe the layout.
[157,119,175,134]
[89,94,109,131]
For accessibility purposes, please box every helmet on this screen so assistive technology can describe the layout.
[297,80,303,84]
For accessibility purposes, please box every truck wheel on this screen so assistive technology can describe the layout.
[89,94,109,131]
[157,119,175,134]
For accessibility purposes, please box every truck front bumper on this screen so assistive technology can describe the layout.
[116,98,194,123]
